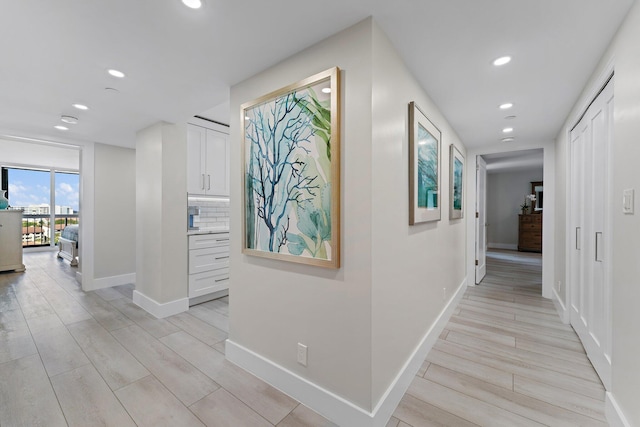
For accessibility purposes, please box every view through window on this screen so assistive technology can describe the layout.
[4,167,79,247]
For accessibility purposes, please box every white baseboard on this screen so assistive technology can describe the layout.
[551,287,570,324]
[226,277,468,427]
[606,392,632,427]
[132,290,188,319]
[487,243,518,250]
[84,273,136,291]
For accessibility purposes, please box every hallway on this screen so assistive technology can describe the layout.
[0,250,606,426]
[390,250,607,426]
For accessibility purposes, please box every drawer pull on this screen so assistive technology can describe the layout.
[215,256,229,260]
[215,278,228,283]
[576,227,581,250]
[595,232,603,262]
[216,238,229,242]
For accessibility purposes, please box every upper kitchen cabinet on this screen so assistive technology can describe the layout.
[187,121,230,196]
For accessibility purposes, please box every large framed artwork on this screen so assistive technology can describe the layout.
[242,67,341,269]
[409,101,441,224]
[449,144,464,219]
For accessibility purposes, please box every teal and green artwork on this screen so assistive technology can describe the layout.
[242,68,341,269]
[450,144,465,219]
[409,101,441,224]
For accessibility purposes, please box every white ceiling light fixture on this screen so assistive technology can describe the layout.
[54,125,69,131]
[493,56,511,66]
[503,127,514,133]
[61,115,78,124]
[73,103,89,110]
[321,87,331,94]
[499,103,513,109]
[182,0,203,9]
[501,137,515,142]
[107,69,125,78]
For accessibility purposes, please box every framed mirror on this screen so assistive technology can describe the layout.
[531,181,543,211]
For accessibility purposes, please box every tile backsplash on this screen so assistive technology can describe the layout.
[188,197,229,230]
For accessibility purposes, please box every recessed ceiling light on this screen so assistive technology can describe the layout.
[493,56,511,66]
[54,125,69,131]
[499,103,513,109]
[501,137,515,142]
[61,115,78,124]
[73,103,89,110]
[107,69,125,78]
[321,87,331,94]
[244,116,250,120]
[505,115,517,120]
[503,127,514,133]
[182,0,203,8]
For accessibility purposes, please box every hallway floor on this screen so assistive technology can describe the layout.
[0,250,606,426]
[389,249,607,426]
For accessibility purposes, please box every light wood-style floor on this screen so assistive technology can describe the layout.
[0,250,606,426]
[389,249,608,427]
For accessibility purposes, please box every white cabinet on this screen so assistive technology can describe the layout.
[0,210,25,272]
[187,123,229,196]
[188,233,229,298]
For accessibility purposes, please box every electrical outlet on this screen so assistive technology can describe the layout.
[623,189,634,214]
[297,343,308,366]
[556,280,561,290]
[442,287,447,301]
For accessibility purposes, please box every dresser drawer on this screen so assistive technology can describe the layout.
[189,246,229,274]
[189,233,230,250]
[189,269,229,298]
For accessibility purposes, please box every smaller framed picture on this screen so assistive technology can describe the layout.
[409,101,441,224]
[449,144,464,219]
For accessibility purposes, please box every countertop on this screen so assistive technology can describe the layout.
[187,227,229,235]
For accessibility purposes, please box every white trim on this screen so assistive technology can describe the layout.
[83,273,136,291]
[487,243,518,251]
[606,392,632,427]
[226,277,467,427]
[75,271,82,284]
[132,290,188,319]
[551,287,570,324]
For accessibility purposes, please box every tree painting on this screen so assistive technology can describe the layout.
[244,72,337,264]
[417,124,439,209]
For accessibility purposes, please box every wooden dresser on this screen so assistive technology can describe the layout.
[518,214,542,253]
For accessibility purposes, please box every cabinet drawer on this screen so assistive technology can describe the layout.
[189,246,229,274]
[189,233,230,249]
[189,269,229,298]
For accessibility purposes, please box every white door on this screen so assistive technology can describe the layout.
[569,79,613,389]
[475,155,487,284]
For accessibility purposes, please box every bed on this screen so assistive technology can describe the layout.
[58,225,78,266]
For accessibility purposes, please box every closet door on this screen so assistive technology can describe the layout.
[569,79,613,389]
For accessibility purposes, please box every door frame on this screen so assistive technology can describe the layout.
[465,144,555,299]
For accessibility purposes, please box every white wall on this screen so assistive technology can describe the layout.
[135,122,188,314]
[93,143,136,279]
[0,138,79,170]
[228,18,468,422]
[555,2,640,424]
[370,23,467,405]
[486,169,543,249]
[229,18,374,411]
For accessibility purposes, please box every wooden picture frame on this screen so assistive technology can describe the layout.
[449,144,464,219]
[409,101,441,224]
[242,67,341,269]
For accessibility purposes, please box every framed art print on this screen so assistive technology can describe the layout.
[449,144,464,219]
[242,67,341,269]
[409,101,441,224]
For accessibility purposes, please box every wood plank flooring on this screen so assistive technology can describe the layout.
[0,251,330,427]
[0,250,606,426]
[390,249,608,427]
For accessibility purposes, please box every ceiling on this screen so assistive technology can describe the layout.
[0,1,634,150]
